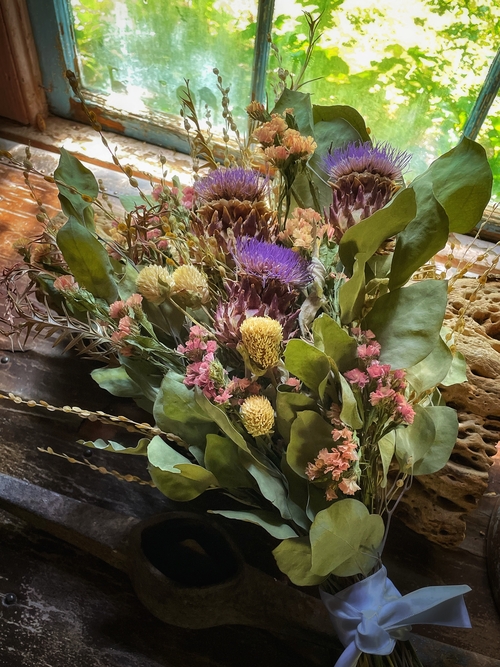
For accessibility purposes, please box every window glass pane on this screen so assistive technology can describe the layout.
[270,0,499,190]
[70,0,258,128]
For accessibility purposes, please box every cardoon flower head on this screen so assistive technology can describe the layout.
[213,277,299,349]
[324,141,411,183]
[193,167,268,203]
[323,141,412,246]
[233,237,312,289]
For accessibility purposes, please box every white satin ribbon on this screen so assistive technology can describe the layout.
[321,566,471,667]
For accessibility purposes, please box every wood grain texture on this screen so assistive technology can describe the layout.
[0,0,47,126]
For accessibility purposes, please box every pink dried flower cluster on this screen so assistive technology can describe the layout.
[305,426,360,501]
[109,293,143,319]
[344,329,415,425]
[53,274,79,293]
[179,326,264,406]
[280,208,323,250]
[177,325,217,362]
[180,326,231,404]
[253,112,316,168]
[107,294,143,356]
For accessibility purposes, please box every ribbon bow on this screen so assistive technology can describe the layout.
[321,566,471,667]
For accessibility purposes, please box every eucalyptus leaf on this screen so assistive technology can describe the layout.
[412,407,459,476]
[287,411,335,479]
[272,88,314,137]
[310,499,384,577]
[56,216,118,302]
[149,463,218,501]
[378,431,396,488]
[195,391,251,452]
[243,457,302,524]
[312,314,357,372]
[405,336,453,395]
[276,386,318,442]
[147,434,192,470]
[394,406,436,471]
[284,339,331,398]
[153,373,217,448]
[362,280,448,369]
[339,187,417,275]
[204,434,254,488]
[338,187,417,322]
[210,509,298,540]
[312,104,371,143]
[273,536,326,586]
[91,366,142,397]
[440,350,467,386]
[389,181,449,290]
[415,137,492,234]
[55,147,98,228]
[120,357,162,403]
[339,375,363,429]
[147,434,218,501]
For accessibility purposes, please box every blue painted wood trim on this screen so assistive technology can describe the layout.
[25,0,78,118]
[251,0,275,103]
[24,0,191,153]
[463,47,500,141]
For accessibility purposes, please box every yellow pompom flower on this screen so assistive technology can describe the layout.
[171,265,210,307]
[240,395,275,437]
[136,265,173,305]
[240,316,283,369]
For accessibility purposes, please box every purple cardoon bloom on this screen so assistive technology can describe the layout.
[233,237,312,288]
[324,141,411,182]
[194,167,268,203]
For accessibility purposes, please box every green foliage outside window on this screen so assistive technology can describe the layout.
[70,0,499,197]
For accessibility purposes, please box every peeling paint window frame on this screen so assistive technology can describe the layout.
[24,0,273,156]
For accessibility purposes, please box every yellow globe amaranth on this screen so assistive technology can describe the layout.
[171,265,210,307]
[136,265,173,305]
[240,395,275,437]
[240,316,283,369]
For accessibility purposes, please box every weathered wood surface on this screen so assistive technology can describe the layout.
[1,151,500,666]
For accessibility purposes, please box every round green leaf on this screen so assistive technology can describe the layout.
[273,536,326,586]
[362,280,448,369]
[310,499,384,577]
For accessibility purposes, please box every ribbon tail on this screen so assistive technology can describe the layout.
[394,587,472,629]
[334,641,362,667]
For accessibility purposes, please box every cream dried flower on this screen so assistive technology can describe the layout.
[240,316,283,369]
[240,395,275,437]
[171,265,209,308]
[136,265,173,305]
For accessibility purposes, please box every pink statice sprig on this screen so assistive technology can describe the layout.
[306,425,361,501]
[344,329,415,429]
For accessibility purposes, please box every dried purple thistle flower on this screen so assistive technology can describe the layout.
[213,278,299,348]
[194,167,268,203]
[324,141,411,182]
[233,237,312,289]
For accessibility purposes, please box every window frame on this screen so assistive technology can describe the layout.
[24,0,500,159]
[24,0,275,154]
